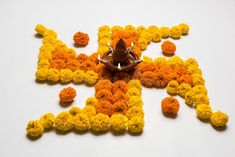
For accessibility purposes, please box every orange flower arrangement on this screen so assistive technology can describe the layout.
[78,60,96,71]
[95,89,113,102]
[154,72,169,88]
[50,59,66,70]
[113,100,128,115]
[66,59,80,71]
[141,71,156,88]
[73,32,89,47]
[59,87,76,104]
[112,91,128,103]
[95,79,113,92]
[95,100,113,116]
[112,80,128,94]
[161,97,180,115]
[136,62,155,74]
[161,40,176,56]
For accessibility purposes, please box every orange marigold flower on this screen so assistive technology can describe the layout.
[173,65,188,77]
[141,71,156,88]
[112,91,128,103]
[50,59,66,70]
[88,53,98,63]
[154,72,169,88]
[111,30,124,40]
[161,40,176,56]
[133,46,142,58]
[59,87,76,104]
[112,80,128,94]
[94,63,105,73]
[98,68,113,81]
[161,97,180,116]
[76,53,88,63]
[52,51,71,63]
[136,62,155,74]
[113,72,131,83]
[113,100,128,115]
[95,89,113,102]
[95,100,113,116]
[177,74,193,86]
[73,32,89,47]
[79,60,96,71]
[95,79,113,92]
[66,59,80,71]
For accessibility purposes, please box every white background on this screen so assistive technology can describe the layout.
[0,0,235,157]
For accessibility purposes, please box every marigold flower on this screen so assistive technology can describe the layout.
[112,91,128,103]
[126,106,144,119]
[184,90,196,106]
[160,27,170,38]
[152,30,162,42]
[210,111,229,127]
[35,68,48,81]
[125,25,136,32]
[86,97,99,107]
[168,56,184,67]
[38,50,52,61]
[153,57,168,67]
[196,104,212,120]
[73,113,91,131]
[127,96,143,108]
[112,80,128,94]
[39,113,55,129]
[47,68,60,82]
[76,53,88,63]
[67,48,77,56]
[50,59,66,70]
[192,85,207,95]
[147,25,159,33]
[126,87,141,98]
[161,97,180,115]
[192,74,205,86]
[113,100,128,115]
[136,26,147,35]
[73,32,89,47]
[166,80,179,95]
[111,26,123,32]
[88,52,98,63]
[38,59,50,69]
[59,87,76,104]
[81,106,96,118]
[43,29,57,38]
[43,36,56,45]
[138,38,148,50]
[98,25,110,32]
[79,60,96,71]
[90,113,110,132]
[98,38,109,47]
[154,72,168,88]
[97,46,109,57]
[170,26,182,39]
[73,70,85,84]
[95,79,113,92]
[178,83,191,98]
[35,24,47,35]
[66,59,80,71]
[54,111,74,132]
[26,120,44,137]
[194,93,209,106]
[141,71,156,88]
[161,40,176,56]
[178,23,189,35]
[188,66,202,75]
[59,69,73,83]
[177,74,193,86]
[184,58,198,67]
[110,114,128,132]
[128,79,142,92]
[95,89,112,102]
[84,70,98,86]
[95,100,113,116]
[143,56,153,63]
[128,116,144,134]
[140,31,152,43]
[69,106,81,116]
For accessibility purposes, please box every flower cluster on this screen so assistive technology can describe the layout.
[73,32,89,47]
[161,97,180,116]
[59,87,76,104]
[161,40,176,56]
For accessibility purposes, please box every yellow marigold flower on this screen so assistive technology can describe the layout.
[43,29,57,38]
[35,68,48,81]
[86,97,98,107]
[128,79,142,92]
[47,68,60,82]
[154,57,168,67]
[194,93,209,106]
[178,23,189,35]
[170,26,182,39]
[185,90,196,106]
[188,66,202,75]
[38,49,53,61]
[136,26,147,35]
[35,24,47,35]
[26,120,44,137]
[59,69,73,83]
[192,74,205,86]
[81,105,96,118]
[166,80,179,95]
[97,46,109,56]
[124,25,136,32]
[196,104,212,120]
[168,56,184,67]
[53,40,68,52]
[138,37,148,50]
[39,113,55,129]
[184,58,198,67]
[90,113,110,132]
[126,106,144,119]
[69,106,81,116]
[160,27,170,38]
[98,25,110,32]
[38,59,50,69]
[210,111,229,127]
[151,30,162,42]
[110,114,128,132]
[192,85,207,95]
[143,55,153,63]
[98,38,109,47]
[84,70,98,86]
[147,25,159,34]
[98,31,111,40]
[73,113,91,131]
[127,96,143,108]
[54,111,74,132]
[140,31,152,43]
[67,48,77,56]
[43,36,56,45]
[126,87,141,98]
[178,83,191,98]
[111,26,123,32]
[128,116,144,134]
[73,70,85,84]
[39,43,54,52]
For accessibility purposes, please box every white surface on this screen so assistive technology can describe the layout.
[0,0,235,156]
